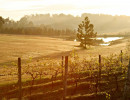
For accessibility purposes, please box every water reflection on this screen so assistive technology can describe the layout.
[98,37,123,46]
[97,37,123,43]
[74,37,123,46]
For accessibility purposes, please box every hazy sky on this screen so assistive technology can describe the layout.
[0,0,130,20]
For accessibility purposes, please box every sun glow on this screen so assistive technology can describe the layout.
[1,0,130,20]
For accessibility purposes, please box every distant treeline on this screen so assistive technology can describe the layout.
[1,13,130,36]
[25,13,130,34]
[0,26,76,37]
[0,16,76,38]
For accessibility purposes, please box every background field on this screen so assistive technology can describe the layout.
[0,34,128,66]
[0,34,80,65]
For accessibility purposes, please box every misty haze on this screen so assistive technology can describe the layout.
[0,0,130,100]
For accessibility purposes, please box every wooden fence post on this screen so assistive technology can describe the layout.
[123,58,130,100]
[121,50,123,63]
[18,58,22,100]
[63,56,68,100]
[99,55,101,81]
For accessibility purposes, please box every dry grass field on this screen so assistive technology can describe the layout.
[0,34,129,84]
[0,34,128,65]
[0,34,79,65]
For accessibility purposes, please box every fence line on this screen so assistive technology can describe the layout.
[63,56,68,100]
[18,58,22,100]
[99,55,101,81]
[0,50,129,99]
[121,50,123,63]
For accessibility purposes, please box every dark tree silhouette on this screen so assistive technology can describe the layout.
[0,16,4,29]
[77,16,97,48]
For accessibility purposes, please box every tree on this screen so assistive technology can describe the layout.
[0,16,4,29]
[77,16,97,48]
[18,16,28,27]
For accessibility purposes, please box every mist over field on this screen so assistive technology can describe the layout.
[1,0,130,99]
[1,13,130,38]
[19,13,130,34]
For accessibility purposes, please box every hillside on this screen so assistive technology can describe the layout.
[25,13,130,34]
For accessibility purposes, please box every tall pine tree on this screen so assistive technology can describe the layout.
[77,16,97,48]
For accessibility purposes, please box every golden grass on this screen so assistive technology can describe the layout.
[0,34,79,65]
[0,34,129,84]
[0,34,128,64]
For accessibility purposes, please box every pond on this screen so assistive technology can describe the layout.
[97,37,123,46]
[74,37,124,46]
